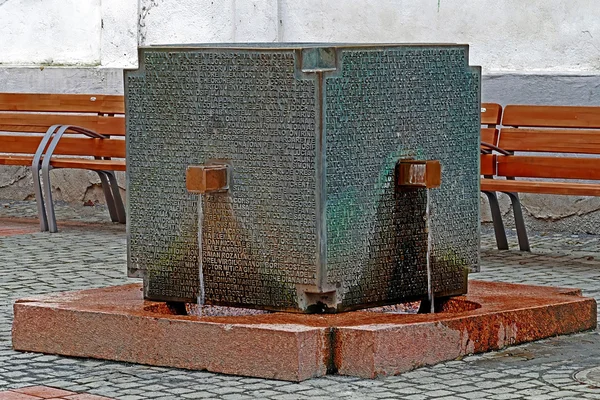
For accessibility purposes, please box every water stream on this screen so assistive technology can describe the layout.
[426,189,435,313]
[197,196,206,316]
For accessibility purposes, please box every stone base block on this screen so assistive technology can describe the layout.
[12,281,596,381]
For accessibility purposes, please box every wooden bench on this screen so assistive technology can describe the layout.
[0,93,126,232]
[481,104,600,251]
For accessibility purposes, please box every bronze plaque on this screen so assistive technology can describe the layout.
[125,44,480,312]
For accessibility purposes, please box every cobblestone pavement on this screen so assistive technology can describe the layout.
[1,200,600,399]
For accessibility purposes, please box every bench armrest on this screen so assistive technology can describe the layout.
[40,124,109,171]
[481,141,511,155]
[64,125,108,139]
[33,124,108,168]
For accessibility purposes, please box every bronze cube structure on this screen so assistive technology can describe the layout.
[125,44,480,312]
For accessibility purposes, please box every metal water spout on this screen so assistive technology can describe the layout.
[397,159,441,313]
[186,164,230,312]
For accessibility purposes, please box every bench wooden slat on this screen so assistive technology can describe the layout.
[0,93,124,114]
[498,128,600,154]
[496,155,600,180]
[481,103,502,126]
[0,134,125,158]
[502,105,600,128]
[58,137,126,158]
[53,137,126,158]
[481,128,499,146]
[480,154,496,176]
[481,178,600,197]
[0,155,125,171]
[0,135,42,153]
[0,155,34,166]
[48,158,126,171]
[0,113,125,136]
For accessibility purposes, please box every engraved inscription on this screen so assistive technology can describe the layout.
[127,50,317,308]
[325,47,479,307]
[126,45,479,312]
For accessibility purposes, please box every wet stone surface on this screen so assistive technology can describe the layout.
[1,201,600,399]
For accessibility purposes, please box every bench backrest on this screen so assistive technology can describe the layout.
[0,93,125,136]
[496,105,600,181]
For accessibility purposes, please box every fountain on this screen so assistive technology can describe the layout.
[12,44,596,382]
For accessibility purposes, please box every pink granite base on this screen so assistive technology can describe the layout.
[12,281,597,381]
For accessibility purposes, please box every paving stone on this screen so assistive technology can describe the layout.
[268,394,309,400]
[483,387,516,394]
[438,379,469,387]
[460,392,490,399]
[449,385,479,393]
[584,395,600,400]
[421,383,451,391]
[208,387,246,395]
[220,395,255,400]
[489,394,523,400]
[130,393,165,399]
[391,385,424,394]
[295,388,330,396]
[180,392,215,399]
[243,390,280,397]
[436,397,470,400]
[474,381,506,389]
[117,389,146,396]
[427,389,456,397]
[403,394,430,400]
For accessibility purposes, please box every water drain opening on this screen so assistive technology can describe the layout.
[574,366,600,387]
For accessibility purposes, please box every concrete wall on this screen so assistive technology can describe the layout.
[1,0,600,232]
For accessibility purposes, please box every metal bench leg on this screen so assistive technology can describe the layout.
[31,124,62,232]
[506,192,530,252]
[105,171,126,224]
[96,171,119,222]
[41,164,58,233]
[482,191,508,250]
[32,165,49,232]
[40,125,75,233]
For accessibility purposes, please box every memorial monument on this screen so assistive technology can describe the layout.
[125,44,480,312]
[12,43,596,382]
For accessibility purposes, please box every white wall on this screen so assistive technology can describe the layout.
[1,0,599,73]
[0,0,137,67]
[277,0,600,73]
[139,0,278,44]
[100,0,139,67]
